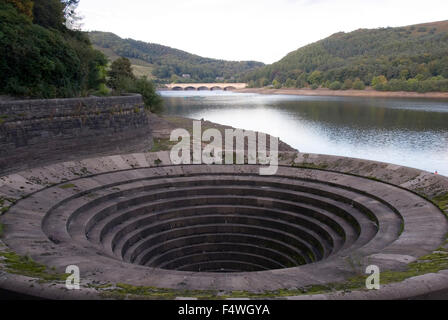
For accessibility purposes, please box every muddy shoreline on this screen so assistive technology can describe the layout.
[149,113,297,153]
[234,87,448,99]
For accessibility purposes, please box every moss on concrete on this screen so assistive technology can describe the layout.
[367,176,383,182]
[433,192,448,213]
[98,283,218,300]
[218,248,448,298]
[150,138,176,152]
[88,242,448,300]
[0,197,16,215]
[0,251,67,282]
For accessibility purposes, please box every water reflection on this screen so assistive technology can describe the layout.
[160,91,448,175]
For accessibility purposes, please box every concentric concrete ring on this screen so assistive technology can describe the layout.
[1,152,447,297]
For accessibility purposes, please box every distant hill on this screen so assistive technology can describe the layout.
[89,31,264,83]
[244,20,448,92]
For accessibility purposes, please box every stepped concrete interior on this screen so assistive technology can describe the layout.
[1,151,447,299]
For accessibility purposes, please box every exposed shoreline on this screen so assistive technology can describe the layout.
[149,113,297,153]
[234,87,448,99]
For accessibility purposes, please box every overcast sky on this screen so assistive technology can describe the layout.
[78,0,448,64]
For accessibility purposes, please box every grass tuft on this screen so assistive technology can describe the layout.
[150,138,176,152]
[433,192,448,213]
[0,251,67,282]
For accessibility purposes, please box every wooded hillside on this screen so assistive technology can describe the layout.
[244,21,448,92]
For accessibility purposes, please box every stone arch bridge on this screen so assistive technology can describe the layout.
[165,83,247,91]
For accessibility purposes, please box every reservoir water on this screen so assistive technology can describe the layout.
[159,90,448,176]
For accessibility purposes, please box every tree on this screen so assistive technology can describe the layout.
[107,57,135,91]
[371,75,388,88]
[295,73,309,88]
[353,79,366,90]
[132,77,163,113]
[272,79,282,89]
[329,81,342,90]
[285,78,295,88]
[308,71,323,85]
[61,0,79,19]
[257,77,269,87]
[323,80,332,88]
[170,74,179,83]
[0,1,107,98]
[400,69,409,80]
[33,0,66,29]
[5,0,33,18]
[104,57,163,113]
[342,79,353,90]
[415,73,425,81]
[61,0,81,29]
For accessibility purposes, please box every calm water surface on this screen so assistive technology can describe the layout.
[159,90,448,176]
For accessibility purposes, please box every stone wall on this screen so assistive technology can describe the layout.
[0,95,152,174]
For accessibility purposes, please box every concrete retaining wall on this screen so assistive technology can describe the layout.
[0,95,152,175]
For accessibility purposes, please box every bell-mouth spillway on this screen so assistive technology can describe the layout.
[53,167,403,272]
[49,169,392,273]
[0,152,447,299]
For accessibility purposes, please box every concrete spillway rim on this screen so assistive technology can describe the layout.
[0,152,447,299]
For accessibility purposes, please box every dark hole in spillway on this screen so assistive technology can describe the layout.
[70,173,383,273]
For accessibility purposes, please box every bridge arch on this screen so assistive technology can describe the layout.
[197,86,210,91]
[166,83,247,91]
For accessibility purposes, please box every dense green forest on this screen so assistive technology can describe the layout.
[89,31,264,83]
[244,21,448,92]
[0,0,108,98]
[0,0,162,111]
